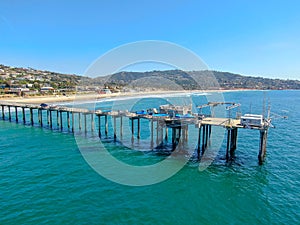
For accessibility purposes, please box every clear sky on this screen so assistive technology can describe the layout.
[0,0,299,79]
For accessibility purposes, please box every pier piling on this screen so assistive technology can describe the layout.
[37,109,40,126]
[226,129,230,160]
[230,128,238,157]
[226,128,238,161]
[22,107,25,124]
[8,106,11,121]
[49,110,52,129]
[156,121,159,145]
[131,118,134,141]
[30,108,33,125]
[57,111,59,127]
[113,116,117,140]
[105,115,108,137]
[202,125,206,154]
[67,112,70,129]
[151,119,154,148]
[172,128,176,149]
[258,129,268,164]
[15,106,18,122]
[137,118,141,139]
[120,116,123,138]
[40,109,43,127]
[60,111,63,130]
[205,125,209,148]
[91,114,94,132]
[1,105,4,119]
[84,113,87,134]
[97,115,101,138]
[197,126,201,158]
[177,127,181,148]
[72,112,74,133]
[165,127,168,141]
[47,110,50,125]
[159,123,163,144]
[78,113,81,131]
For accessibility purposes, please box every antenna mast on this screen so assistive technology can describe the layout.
[267,98,271,120]
[262,92,266,119]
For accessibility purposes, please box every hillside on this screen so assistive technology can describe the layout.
[93,70,300,90]
[1,64,299,94]
[0,64,89,91]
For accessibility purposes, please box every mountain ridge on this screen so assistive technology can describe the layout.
[92,70,300,90]
[1,64,299,91]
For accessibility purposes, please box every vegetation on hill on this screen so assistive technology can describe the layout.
[0,64,88,91]
[93,70,300,90]
[0,64,299,95]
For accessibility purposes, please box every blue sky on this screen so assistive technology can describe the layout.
[0,0,299,79]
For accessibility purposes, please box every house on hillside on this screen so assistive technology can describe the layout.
[40,86,55,93]
[99,88,112,94]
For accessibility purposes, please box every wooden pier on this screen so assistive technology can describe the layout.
[0,101,271,164]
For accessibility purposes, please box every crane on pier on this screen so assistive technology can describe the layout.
[197,102,241,118]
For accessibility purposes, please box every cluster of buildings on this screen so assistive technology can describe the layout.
[0,64,78,96]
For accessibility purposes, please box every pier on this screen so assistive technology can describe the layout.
[0,102,271,164]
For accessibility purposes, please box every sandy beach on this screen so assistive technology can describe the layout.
[0,89,256,105]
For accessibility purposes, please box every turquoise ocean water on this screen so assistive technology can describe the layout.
[0,90,299,224]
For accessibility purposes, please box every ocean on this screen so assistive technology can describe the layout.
[0,90,299,224]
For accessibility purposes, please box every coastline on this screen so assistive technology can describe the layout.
[0,89,261,104]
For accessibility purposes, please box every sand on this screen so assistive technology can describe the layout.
[0,89,256,105]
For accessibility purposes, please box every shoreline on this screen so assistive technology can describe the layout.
[0,89,274,104]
